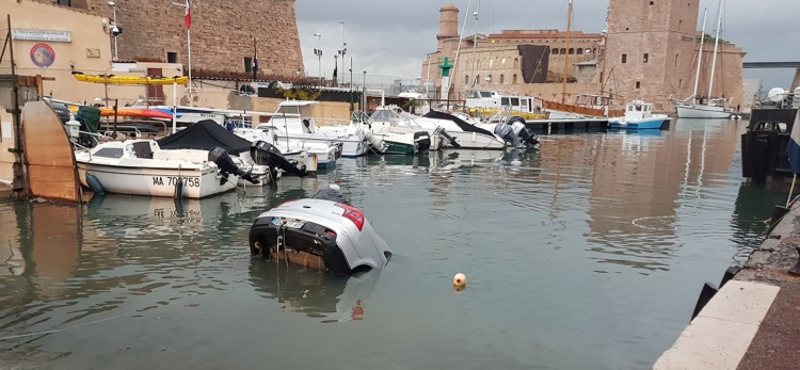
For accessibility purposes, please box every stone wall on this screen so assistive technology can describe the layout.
[33,0,305,78]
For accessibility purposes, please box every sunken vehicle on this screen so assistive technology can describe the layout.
[249,188,391,275]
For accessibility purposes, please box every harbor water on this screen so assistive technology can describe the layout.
[0,119,787,370]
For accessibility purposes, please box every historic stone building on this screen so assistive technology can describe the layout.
[35,0,305,78]
[421,1,745,111]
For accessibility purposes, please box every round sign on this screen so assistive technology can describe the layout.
[30,44,55,68]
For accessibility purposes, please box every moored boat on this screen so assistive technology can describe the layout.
[609,100,671,130]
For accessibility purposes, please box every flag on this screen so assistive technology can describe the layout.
[184,0,192,30]
[786,109,800,174]
[333,65,338,80]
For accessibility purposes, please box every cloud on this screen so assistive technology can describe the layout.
[295,0,800,89]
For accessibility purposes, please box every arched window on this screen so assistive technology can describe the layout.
[513,58,519,68]
[500,74,505,84]
[569,48,575,55]
[553,48,559,55]
[560,48,566,54]
[476,75,481,85]
[512,74,518,84]
[465,75,469,84]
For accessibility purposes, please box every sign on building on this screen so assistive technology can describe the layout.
[12,29,72,43]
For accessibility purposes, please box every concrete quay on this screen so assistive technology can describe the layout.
[653,204,800,369]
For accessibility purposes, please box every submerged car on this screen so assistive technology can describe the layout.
[249,188,391,274]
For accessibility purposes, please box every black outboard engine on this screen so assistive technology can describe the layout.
[208,146,259,184]
[413,131,432,153]
[507,116,539,147]
[433,127,461,148]
[250,141,308,177]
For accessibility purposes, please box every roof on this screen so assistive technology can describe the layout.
[441,3,458,11]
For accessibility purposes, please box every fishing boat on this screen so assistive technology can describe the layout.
[608,100,671,130]
[75,140,255,198]
[673,3,733,119]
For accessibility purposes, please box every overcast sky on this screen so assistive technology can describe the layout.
[295,0,799,91]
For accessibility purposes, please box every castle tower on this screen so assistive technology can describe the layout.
[437,3,459,51]
[604,0,701,109]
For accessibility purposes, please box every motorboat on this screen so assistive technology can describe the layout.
[249,186,391,275]
[233,123,331,170]
[423,110,538,149]
[380,106,506,150]
[157,119,311,183]
[368,106,461,154]
[269,100,366,158]
[75,139,258,198]
[609,100,671,130]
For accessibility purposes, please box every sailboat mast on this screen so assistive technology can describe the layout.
[451,0,473,99]
[708,0,723,98]
[692,8,707,105]
[561,0,573,104]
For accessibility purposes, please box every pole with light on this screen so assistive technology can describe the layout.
[362,70,367,111]
[338,20,346,87]
[108,1,122,60]
[313,33,322,85]
[348,57,354,114]
[172,0,192,95]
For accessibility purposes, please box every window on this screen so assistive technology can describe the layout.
[465,75,469,84]
[513,58,519,68]
[244,57,252,73]
[643,53,649,63]
[560,48,566,54]
[679,20,683,30]
[569,48,575,55]
[57,0,71,5]
[501,97,510,106]
[553,49,559,55]
[621,54,627,63]
[476,75,481,85]
[510,97,520,106]
[512,74,518,84]
[679,79,683,88]
[500,74,505,84]
[167,52,178,63]
[635,81,641,89]
[674,54,679,67]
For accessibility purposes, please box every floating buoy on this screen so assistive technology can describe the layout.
[453,273,466,287]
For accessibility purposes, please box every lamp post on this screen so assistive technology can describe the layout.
[334,54,339,87]
[338,20,346,87]
[108,1,119,60]
[313,33,322,85]
[362,70,367,111]
[348,57,354,114]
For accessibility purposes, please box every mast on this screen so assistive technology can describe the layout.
[450,0,473,101]
[691,8,707,105]
[708,0,723,99]
[561,0,573,104]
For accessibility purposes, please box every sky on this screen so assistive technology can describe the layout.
[294,0,800,92]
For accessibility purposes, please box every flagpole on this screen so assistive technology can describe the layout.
[188,28,192,96]
[788,174,797,207]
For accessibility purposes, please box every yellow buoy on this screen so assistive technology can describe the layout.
[453,273,466,287]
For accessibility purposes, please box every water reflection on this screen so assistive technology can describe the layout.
[248,261,380,323]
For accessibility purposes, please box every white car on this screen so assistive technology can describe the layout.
[249,189,391,274]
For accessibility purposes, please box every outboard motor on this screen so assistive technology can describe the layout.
[433,127,461,148]
[494,123,523,147]
[208,146,259,184]
[508,116,539,147]
[413,131,432,153]
[250,141,308,177]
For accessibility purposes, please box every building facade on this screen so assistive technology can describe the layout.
[33,0,304,78]
[421,1,745,111]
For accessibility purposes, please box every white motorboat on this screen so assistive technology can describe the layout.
[367,106,451,155]
[609,100,671,129]
[378,105,507,150]
[75,140,254,199]
[270,100,367,158]
[233,124,330,170]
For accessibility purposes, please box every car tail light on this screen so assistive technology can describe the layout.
[325,229,337,238]
[335,203,364,231]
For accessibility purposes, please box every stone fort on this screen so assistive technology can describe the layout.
[422,0,744,111]
[37,0,305,78]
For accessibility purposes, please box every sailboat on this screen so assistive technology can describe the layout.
[674,1,733,119]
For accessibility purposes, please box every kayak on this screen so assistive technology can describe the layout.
[73,73,188,85]
[99,107,174,119]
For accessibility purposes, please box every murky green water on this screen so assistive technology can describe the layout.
[0,119,787,370]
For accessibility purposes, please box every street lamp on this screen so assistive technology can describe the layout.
[313,33,322,85]
[334,54,339,87]
[362,70,367,111]
[338,20,346,87]
[108,1,122,60]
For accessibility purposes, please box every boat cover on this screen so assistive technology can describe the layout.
[423,110,495,137]
[157,119,252,154]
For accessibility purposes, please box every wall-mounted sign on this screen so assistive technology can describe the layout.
[86,48,101,58]
[30,44,55,68]
[12,29,72,43]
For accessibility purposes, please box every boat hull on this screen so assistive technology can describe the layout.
[77,162,236,199]
[608,117,670,130]
[676,104,731,119]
